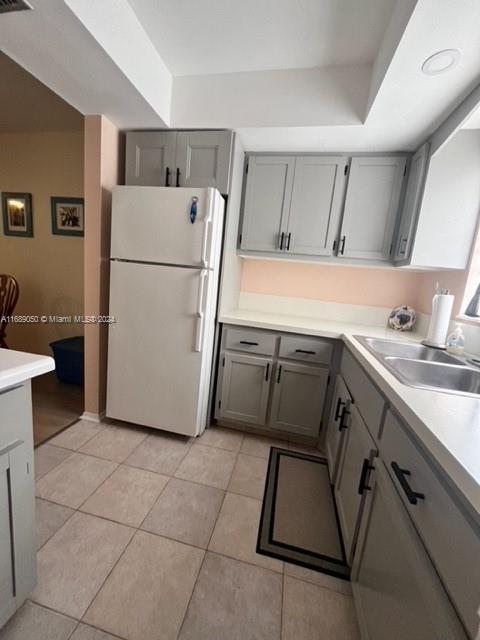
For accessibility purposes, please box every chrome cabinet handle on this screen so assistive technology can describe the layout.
[265,363,270,381]
[279,232,285,250]
[276,365,282,383]
[391,462,425,505]
[165,167,171,187]
[240,340,259,346]
[340,235,346,255]
[176,168,181,187]
[295,349,315,355]
[286,232,292,251]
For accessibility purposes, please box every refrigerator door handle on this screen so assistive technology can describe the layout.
[201,218,212,268]
[194,270,208,352]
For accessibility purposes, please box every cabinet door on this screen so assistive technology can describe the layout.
[325,374,352,484]
[218,353,272,426]
[394,143,429,262]
[339,156,406,261]
[335,405,377,562]
[0,450,16,629]
[125,131,176,186]
[352,462,466,640]
[269,361,328,437]
[9,440,36,607]
[240,156,295,253]
[286,156,347,256]
[175,131,233,194]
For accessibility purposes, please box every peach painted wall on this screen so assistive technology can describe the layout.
[84,115,124,416]
[241,259,468,315]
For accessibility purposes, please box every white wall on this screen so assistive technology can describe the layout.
[412,130,480,269]
[0,131,84,355]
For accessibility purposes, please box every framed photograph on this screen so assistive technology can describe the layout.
[51,197,84,237]
[2,192,33,237]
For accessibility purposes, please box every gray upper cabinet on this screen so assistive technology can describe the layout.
[394,143,430,263]
[335,404,377,562]
[175,131,233,194]
[352,461,466,640]
[125,131,176,186]
[337,156,406,262]
[285,156,347,256]
[218,352,271,426]
[125,130,233,193]
[269,361,329,437]
[240,156,295,253]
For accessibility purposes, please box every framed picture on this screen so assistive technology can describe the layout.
[51,197,84,237]
[2,192,33,237]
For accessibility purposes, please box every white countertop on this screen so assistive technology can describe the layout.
[221,309,480,519]
[0,348,55,392]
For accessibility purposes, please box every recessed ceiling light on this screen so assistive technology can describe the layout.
[422,49,461,75]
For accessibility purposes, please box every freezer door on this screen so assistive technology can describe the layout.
[106,260,217,437]
[111,186,224,269]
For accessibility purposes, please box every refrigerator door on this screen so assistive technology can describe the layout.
[111,186,224,269]
[106,260,217,437]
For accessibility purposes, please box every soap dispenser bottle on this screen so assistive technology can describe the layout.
[446,325,465,355]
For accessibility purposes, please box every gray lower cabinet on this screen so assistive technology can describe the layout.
[269,361,329,437]
[335,404,377,562]
[337,155,406,262]
[218,353,271,426]
[216,326,333,438]
[325,374,352,484]
[125,130,233,193]
[0,449,16,627]
[0,384,36,630]
[352,460,466,640]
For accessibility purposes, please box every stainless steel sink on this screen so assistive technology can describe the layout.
[384,358,480,396]
[354,335,480,398]
[358,336,465,366]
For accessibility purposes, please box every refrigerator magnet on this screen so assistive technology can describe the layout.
[189,197,198,224]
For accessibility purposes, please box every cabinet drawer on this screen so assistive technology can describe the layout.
[382,410,480,638]
[340,349,385,439]
[224,326,277,356]
[279,335,332,365]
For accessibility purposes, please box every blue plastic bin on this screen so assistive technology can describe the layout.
[50,336,84,385]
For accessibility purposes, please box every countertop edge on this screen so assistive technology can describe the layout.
[0,354,55,392]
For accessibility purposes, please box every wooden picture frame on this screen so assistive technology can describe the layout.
[2,192,33,237]
[51,197,84,237]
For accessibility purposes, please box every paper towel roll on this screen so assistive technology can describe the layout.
[423,294,454,348]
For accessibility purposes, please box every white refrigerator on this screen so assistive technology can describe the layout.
[106,186,225,437]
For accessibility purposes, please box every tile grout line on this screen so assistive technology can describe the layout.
[174,430,245,639]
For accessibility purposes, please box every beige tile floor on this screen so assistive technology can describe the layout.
[1,423,360,640]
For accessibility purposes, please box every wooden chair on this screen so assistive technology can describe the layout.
[0,275,19,348]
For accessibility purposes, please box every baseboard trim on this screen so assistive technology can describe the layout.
[80,411,106,423]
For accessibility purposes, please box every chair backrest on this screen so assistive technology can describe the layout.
[0,275,19,337]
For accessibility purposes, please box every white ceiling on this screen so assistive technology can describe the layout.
[0,51,83,133]
[127,0,397,76]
